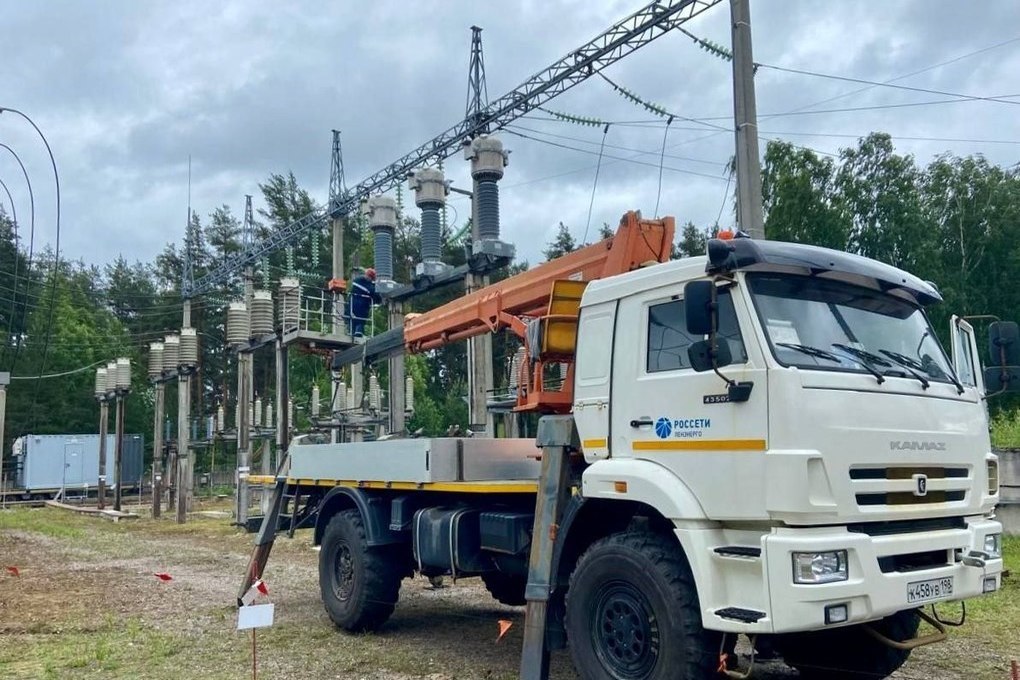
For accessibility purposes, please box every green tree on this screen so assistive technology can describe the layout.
[543,222,577,260]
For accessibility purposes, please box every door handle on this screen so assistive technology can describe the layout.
[630,418,654,428]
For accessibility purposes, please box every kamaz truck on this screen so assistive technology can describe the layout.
[244,213,1007,679]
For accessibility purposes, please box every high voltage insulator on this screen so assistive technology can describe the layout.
[288,399,294,428]
[466,135,508,242]
[105,361,118,392]
[543,108,606,127]
[345,386,355,412]
[116,358,131,390]
[409,167,449,274]
[216,404,225,432]
[226,301,250,346]
[336,381,347,411]
[265,403,273,429]
[367,196,397,283]
[254,397,263,427]
[368,374,381,412]
[311,385,320,418]
[95,367,107,398]
[179,327,199,367]
[162,335,180,373]
[278,278,300,332]
[250,290,275,337]
[405,375,414,413]
[248,404,255,429]
[148,342,164,378]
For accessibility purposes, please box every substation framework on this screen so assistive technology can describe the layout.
[149,0,725,523]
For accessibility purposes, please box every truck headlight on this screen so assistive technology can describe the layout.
[793,551,848,584]
[984,534,1002,560]
[987,460,998,495]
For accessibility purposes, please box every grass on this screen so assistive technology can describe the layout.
[990,409,1020,448]
[0,507,87,539]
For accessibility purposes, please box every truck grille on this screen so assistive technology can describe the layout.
[849,466,970,509]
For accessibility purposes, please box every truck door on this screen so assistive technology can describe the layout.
[609,280,770,519]
[950,315,983,392]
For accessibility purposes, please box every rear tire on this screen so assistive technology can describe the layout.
[777,608,920,679]
[318,509,403,632]
[481,571,528,606]
[565,531,718,680]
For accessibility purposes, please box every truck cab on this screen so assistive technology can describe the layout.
[568,235,1003,676]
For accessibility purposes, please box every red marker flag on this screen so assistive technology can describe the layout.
[241,579,269,606]
[5,566,19,577]
[154,572,173,582]
[497,619,513,642]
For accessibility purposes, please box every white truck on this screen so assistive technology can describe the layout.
[245,219,1006,680]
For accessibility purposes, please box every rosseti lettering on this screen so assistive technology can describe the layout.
[674,419,710,429]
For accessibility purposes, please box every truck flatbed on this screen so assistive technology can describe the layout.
[246,475,538,494]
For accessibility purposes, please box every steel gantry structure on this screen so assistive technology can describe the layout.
[184,0,721,297]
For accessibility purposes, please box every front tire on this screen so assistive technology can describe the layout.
[565,531,718,680]
[777,608,920,679]
[318,509,403,632]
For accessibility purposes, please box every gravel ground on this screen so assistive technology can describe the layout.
[0,504,1013,679]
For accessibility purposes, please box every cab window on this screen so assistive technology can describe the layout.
[647,289,746,373]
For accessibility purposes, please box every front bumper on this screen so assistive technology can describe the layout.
[681,516,1002,634]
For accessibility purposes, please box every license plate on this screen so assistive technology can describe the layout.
[906,576,954,603]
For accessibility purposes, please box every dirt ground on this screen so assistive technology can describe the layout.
[0,502,1015,679]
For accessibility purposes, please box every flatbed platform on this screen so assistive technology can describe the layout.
[246,474,538,494]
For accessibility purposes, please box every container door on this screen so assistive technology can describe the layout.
[64,443,84,488]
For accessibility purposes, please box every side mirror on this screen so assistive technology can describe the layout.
[988,321,1020,367]
[689,338,733,373]
[984,366,1020,393]
[684,280,716,336]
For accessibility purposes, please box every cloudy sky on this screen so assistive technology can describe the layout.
[2,0,1019,276]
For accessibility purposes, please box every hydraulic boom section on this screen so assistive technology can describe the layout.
[404,211,674,412]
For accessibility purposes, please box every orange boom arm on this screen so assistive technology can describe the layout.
[403,211,675,412]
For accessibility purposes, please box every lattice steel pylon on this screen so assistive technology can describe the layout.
[185,0,721,297]
[465,26,489,133]
[243,195,254,250]
[329,129,346,207]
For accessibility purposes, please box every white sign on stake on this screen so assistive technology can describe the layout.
[237,603,274,631]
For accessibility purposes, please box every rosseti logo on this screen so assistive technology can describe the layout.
[655,417,672,439]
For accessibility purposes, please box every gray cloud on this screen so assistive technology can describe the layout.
[1,0,1018,274]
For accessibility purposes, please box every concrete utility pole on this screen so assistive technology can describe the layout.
[176,301,193,524]
[97,399,109,509]
[0,372,9,497]
[152,382,165,518]
[113,395,125,511]
[388,304,406,436]
[730,0,766,240]
[330,213,344,445]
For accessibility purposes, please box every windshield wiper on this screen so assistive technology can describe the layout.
[874,349,931,390]
[830,343,886,385]
[776,342,843,363]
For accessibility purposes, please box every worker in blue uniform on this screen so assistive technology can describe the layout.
[345,267,381,338]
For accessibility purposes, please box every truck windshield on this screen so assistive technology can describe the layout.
[748,274,955,385]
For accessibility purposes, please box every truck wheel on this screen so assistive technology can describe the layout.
[565,531,717,680]
[777,609,920,679]
[481,571,527,606]
[319,509,402,632]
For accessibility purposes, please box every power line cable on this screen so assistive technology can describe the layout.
[9,359,107,381]
[756,62,1020,107]
[0,142,35,372]
[582,124,610,245]
[0,107,62,429]
[779,35,1020,115]
[654,117,674,217]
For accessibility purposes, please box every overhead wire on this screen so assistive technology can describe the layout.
[0,107,62,429]
[9,359,108,381]
[582,124,610,245]
[654,116,674,218]
[0,142,35,372]
[756,61,1020,107]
